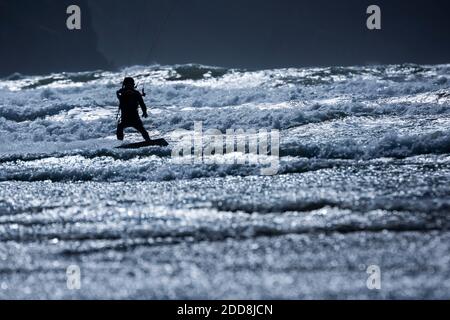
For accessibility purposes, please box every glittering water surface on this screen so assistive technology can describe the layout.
[0,64,449,299]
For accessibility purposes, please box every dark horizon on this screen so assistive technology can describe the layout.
[1,0,450,76]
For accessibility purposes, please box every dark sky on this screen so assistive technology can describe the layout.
[90,0,450,69]
[1,0,450,75]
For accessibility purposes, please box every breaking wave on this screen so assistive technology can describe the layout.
[0,63,449,182]
[282,129,450,159]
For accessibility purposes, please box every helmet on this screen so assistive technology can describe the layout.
[122,77,135,89]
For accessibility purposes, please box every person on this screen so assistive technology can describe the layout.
[116,77,151,142]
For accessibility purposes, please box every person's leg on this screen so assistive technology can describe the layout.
[134,122,151,142]
[116,122,125,140]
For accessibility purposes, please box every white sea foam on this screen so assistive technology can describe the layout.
[0,63,449,180]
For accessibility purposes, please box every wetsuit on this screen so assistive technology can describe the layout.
[116,88,150,141]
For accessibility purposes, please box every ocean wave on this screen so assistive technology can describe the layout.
[0,129,449,183]
[282,129,450,159]
[0,102,79,122]
[210,193,450,215]
[0,205,447,246]
[2,153,448,183]
[1,95,449,145]
[0,155,341,182]
[166,64,230,81]
[0,147,172,164]
[0,70,105,90]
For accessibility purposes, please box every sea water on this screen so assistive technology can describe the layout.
[0,64,449,299]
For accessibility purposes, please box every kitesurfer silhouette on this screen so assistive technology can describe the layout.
[116,77,151,142]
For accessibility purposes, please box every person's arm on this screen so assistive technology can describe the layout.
[138,93,148,118]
